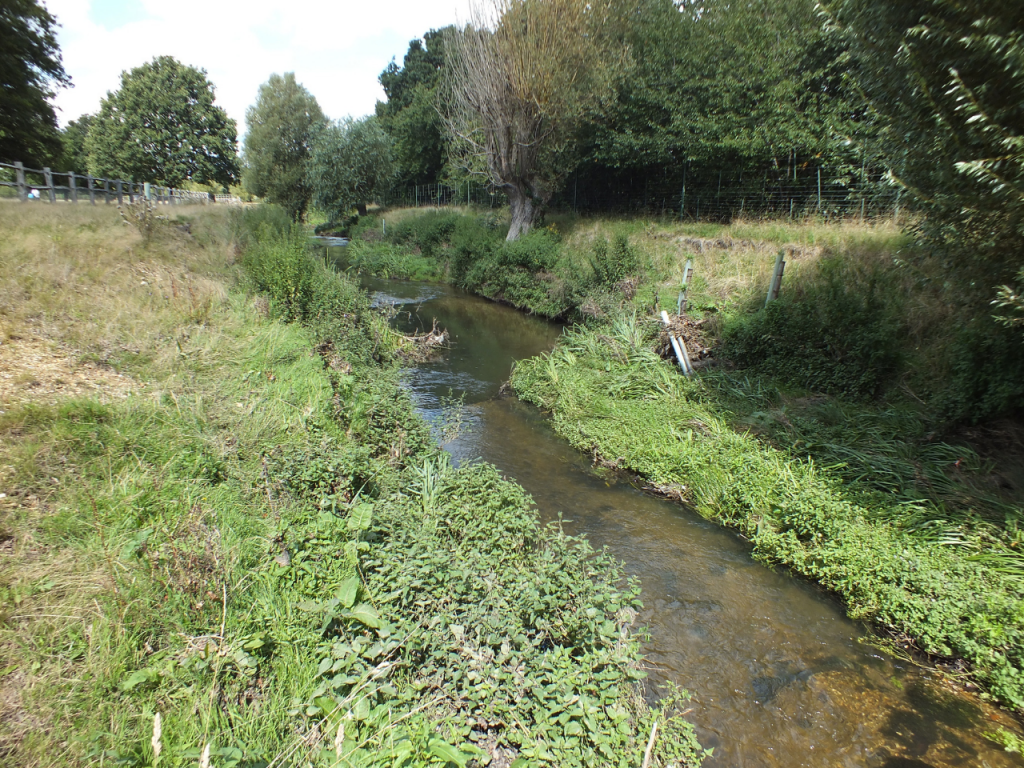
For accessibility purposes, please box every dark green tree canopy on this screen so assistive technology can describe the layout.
[87,56,239,187]
[0,0,70,166]
[567,0,859,207]
[308,116,396,220]
[375,29,450,186]
[822,0,1024,290]
[59,114,93,175]
[242,72,327,220]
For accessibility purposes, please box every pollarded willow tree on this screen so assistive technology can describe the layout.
[444,0,615,240]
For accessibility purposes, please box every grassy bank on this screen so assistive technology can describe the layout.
[346,206,1024,423]
[511,316,1024,711]
[337,206,1024,713]
[0,204,706,767]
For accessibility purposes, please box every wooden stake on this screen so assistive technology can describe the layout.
[677,258,694,315]
[766,251,786,306]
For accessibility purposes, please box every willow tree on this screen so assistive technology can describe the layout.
[444,0,613,240]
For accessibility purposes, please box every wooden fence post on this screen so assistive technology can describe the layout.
[14,161,27,202]
[87,174,96,205]
[69,172,77,203]
[677,258,694,315]
[116,180,123,205]
[43,167,55,203]
[102,178,110,203]
[765,251,786,306]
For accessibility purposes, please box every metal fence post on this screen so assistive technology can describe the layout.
[817,168,822,213]
[144,182,151,201]
[87,174,96,205]
[14,161,27,202]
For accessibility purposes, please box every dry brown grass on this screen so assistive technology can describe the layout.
[551,214,908,310]
[0,203,235,389]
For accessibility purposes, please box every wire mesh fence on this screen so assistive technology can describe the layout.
[381,181,506,209]
[554,165,905,222]
[383,166,907,223]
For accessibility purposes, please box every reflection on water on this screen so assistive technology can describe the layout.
[358,270,1023,768]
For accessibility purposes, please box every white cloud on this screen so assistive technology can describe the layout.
[46,0,472,132]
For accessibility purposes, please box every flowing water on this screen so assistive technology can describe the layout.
[354,267,1022,768]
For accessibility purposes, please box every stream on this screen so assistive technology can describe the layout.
[351,265,1022,768]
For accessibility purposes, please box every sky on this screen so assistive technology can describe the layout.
[45,0,473,132]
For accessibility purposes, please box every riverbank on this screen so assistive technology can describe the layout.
[0,205,705,767]
[341,207,1024,719]
[511,318,1024,713]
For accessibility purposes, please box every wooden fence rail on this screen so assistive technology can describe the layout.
[0,160,230,206]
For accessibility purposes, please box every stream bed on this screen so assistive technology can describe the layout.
[355,269,1022,768]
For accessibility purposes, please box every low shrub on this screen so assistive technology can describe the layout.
[229,203,292,247]
[590,233,642,287]
[387,210,461,257]
[722,256,904,399]
[937,315,1024,422]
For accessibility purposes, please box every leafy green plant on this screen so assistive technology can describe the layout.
[723,255,904,399]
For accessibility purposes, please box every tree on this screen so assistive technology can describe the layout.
[242,73,326,220]
[375,29,451,186]
[0,0,70,166]
[821,0,1024,290]
[444,0,614,239]
[557,0,861,212]
[308,116,395,220]
[86,56,238,187]
[59,114,93,174]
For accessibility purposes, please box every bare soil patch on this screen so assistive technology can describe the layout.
[0,335,136,410]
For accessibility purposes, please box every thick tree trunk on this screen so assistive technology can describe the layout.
[507,185,539,241]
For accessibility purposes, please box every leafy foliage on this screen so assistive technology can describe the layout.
[821,0,1024,301]
[376,30,451,187]
[58,113,93,175]
[242,72,327,220]
[309,117,396,219]
[0,0,69,166]
[723,256,904,399]
[572,0,859,206]
[87,56,239,187]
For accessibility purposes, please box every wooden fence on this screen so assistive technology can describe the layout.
[0,161,232,206]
